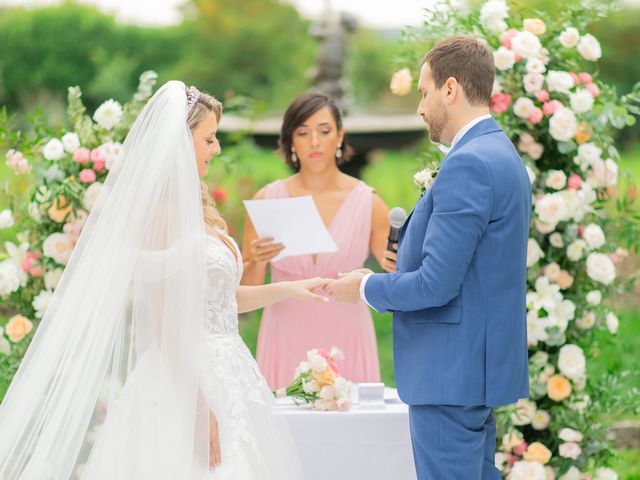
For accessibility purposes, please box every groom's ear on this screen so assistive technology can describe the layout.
[443,76,460,105]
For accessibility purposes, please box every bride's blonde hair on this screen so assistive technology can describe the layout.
[186,90,227,232]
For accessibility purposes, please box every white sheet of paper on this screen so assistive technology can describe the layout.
[243,196,338,262]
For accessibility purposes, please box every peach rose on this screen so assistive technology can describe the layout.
[5,314,33,342]
[390,68,413,96]
[523,441,552,464]
[557,270,574,290]
[523,18,546,36]
[47,196,73,223]
[547,374,572,401]
[313,366,337,386]
[574,123,592,144]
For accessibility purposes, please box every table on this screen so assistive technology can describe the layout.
[275,388,417,480]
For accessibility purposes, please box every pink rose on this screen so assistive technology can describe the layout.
[500,29,519,48]
[515,441,528,456]
[578,226,584,238]
[515,54,523,63]
[579,72,593,84]
[570,72,580,86]
[529,107,543,124]
[93,159,105,172]
[73,147,90,165]
[328,360,340,375]
[90,148,103,162]
[22,253,37,273]
[543,100,563,116]
[586,82,600,97]
[491,93,512,114]
[79,168,97,183]
[30,266,43,277]
[568,174,582,190]
[318,348,330,359]
[536,90,550,103]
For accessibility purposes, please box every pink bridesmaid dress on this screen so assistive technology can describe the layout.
[256,179,381,389]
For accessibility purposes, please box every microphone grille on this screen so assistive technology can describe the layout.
[388,207,408,228]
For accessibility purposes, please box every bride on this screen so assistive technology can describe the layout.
[0,81,327,479]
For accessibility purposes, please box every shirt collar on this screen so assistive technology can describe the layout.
[438,114,493,154]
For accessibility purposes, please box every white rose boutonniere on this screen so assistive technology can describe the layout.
[413,166,438,193]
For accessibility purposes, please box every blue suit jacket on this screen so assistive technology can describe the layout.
[365,118,531,407]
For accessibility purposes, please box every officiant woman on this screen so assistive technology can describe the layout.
[241,91,394,389]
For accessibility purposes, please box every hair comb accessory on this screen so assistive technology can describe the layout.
[186,85,201,113]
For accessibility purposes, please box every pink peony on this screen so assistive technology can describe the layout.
[536,90,550,103]
[529,107,543,124]
[90,148,103,163]
[568,174,582,190]
[93,159,105,172]
[515,441,528,456]
[500,29,519,48]
[79,168,97,183]
[543,100,563,116]
[491,93,512,114]
[73,147,90,165]
[586,82,600,97]
[30,266,43,277]
[579,72,593,84]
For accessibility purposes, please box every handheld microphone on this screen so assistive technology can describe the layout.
[387,207,408,253]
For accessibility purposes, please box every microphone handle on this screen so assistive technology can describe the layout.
[387,227,401,253]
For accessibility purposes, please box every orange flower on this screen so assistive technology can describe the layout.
[547,374,572,401]
[523,441,552,464]
[5,314,33,342]
[48,196,73,223]
[574,123,591,144]
[557,270,574,290]
[313,366,337,386]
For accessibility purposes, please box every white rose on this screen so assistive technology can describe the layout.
[595,467,618,480]
[303,379,320,394]
[99,142,124,170]
[43,233,74,265]
[576,311,596,330]
[93,99,123,130]
[526,57,546,74]
[546,71,575,94]
[0,260,21,296]
[586,252,616,285]
[606,312,619,334]
[558,344,586,382]
[549,232,564,248]
[536,193,569,225]
[559,427,584,442]
[586,290,602,305]
[42,138,65,161]
[528,142,544,161]
[333,377,351,398]
[559,466,582,480]
[83,182,103,211]
[545,170,567,190]
[511,31,542,58]
[511,398,537,426]
[531,409,551,430]
[509,460,546,480]
[514,97,535,119]
[0,209,14,229]
[527,238,545,267]
[605,159,618,187]
[44,268,64,291]
[319,385,335,400]
[566,239,586,261]
[587,158,607,188]
[559,27,580,48]
[524,73,545,93]
[577,34,602,62]
[61,132,80,153]
[480,0,509,33]
[307,349,328,371]
[535,219,555,234]
[494,47,516,71]
[32,289,54,319]
[574,143,602,171]
[570,89,594,114]
[549,108,578,142]
[390,68,413,96]
[543,262,561,281]
[583,224,605,249]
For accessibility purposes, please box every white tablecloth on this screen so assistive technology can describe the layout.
[275,388,417,480]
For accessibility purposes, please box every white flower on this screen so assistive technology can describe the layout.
[587,158,607,188]
[0,209,14,229]
[0,260,21,296]
[83,182,103,211]
[99,142,124,170]
[42,138,65,161]
[480,0,509,33]
[527,239,545,267]
[577,34,602,61]
[61,132,80,153]
[558,344,586,382]
[32,289,54,319]
[319,385,335,400]
[574,143,602,171]
[606,312,619,334]
[583,224,605,249]
[536,193,569,226]
[569,394,590,413]
[495,452,509,471]
[559,466,582,480]
[543,262,561,281]
[390,68,412,96]
[4,241,29,286]
[523,18,546,36]
[526,57,546,74]
[595,467,618,480]
[570,89,594,114]
[511,31,542,58]
[545,170,567,190]
[527,310,553,346]
[307,349,328,371]
[43,233,74,265]
[44,268,64,291]
[413,168,436,191]
[576,311,596,330]
[559,442,582,459]
[509,460,546,480]
[333,376,351,398]
[605,159,618,187]
[549,108,578,142]
[511,398,537,426]
[559,427,584,442]
[303,379,320,394]
[93,99,123,130]
[559,27,580,48]
[550,232,564,248]
[494,47,516,71]
[586,252,616,285]
[566,239,586,261]
[514,97,535,119]
[531,409,551,430]
[535,219,555,234]
[546,71,575,94]
[586,290,602,305]
[524,73,545,93]
[528,143,544,161]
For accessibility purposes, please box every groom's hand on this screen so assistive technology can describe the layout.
[325,271,368,303]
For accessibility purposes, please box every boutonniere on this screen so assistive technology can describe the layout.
[413,166,439,193]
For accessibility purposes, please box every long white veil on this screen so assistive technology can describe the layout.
[0,81,211,479]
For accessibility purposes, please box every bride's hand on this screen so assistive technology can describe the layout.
[209,411,221,469]
[286,277,332,303]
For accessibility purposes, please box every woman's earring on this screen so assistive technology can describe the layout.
[291,147,298,165]
[336,145,343,159]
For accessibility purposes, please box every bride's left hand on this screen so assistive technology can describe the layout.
[286,277,332,303]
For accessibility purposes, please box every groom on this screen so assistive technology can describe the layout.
[326,35,531,479]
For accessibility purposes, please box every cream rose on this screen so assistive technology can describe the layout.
[494,47,516,71]
[559,427,584,442]
[531,409,551,430]
[577,34,602,61]
[514,97,535,119]
[390,68,413,96]
[511,398,537,426]
[545,170,567,190]
[546,71,574,94]
[511,30,542,58]
[509,461,546,480]
[5,314,33,342]
[570,89,594,114]
[549,108,578,142]
[32,289,54,319]
[43,233,74,265]
[558,344,586,381]
[536,193,569,225]
[586,252,616,284]
[566,239,586,261]
[523,18,546,36]
[559,27,580,48]
[527,238,545,267]
[606,312,619,334]
[83,182,103,211]
[549,232,564,248]
[583,223,605,249]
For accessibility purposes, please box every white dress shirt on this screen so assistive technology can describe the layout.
[359,114,493,310]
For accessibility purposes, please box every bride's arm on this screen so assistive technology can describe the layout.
[236,278,331,314]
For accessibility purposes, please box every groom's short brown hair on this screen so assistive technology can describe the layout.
[423,35,495,106]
